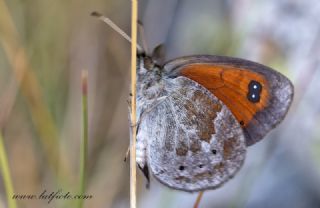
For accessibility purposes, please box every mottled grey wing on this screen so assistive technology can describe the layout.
[163,55,294,146]
[139,76,246,192]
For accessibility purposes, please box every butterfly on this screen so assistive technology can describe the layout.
[90,11,294,192]
[135,45,293,192]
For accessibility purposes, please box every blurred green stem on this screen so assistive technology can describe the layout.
[0,133,17,208]
[77,70,88,208]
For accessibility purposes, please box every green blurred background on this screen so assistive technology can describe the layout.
[1,0,320,207]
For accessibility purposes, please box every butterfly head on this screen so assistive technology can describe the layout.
[137,46,166,101]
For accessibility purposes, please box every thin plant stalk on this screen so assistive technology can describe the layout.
[77,70,89,208]
[193,191,204,208]
[130,0,138,208]
[0,133,17,208]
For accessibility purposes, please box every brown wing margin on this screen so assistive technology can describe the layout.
[163,55,294,146]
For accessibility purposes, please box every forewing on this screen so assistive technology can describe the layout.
[139,76,246,192]
[164,55,294,145]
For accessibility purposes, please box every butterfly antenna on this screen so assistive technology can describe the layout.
[138,20,149,55]
[91,11,143,53]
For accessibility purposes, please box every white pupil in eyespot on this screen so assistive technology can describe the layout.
[252,94,256,98]
[253,85,257,89]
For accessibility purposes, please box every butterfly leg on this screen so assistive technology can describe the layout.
[124,96,142,162]
[127,94,141,129]
[123,146,130,162]
[124,97,132,162]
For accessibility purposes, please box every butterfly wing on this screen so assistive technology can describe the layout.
[163,55,294,146]
[137,76,246,192]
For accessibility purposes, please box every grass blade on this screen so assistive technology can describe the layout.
[77,70,89,208]
[0,133,17,208]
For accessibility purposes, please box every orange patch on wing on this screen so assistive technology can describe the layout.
[180,64,269,126]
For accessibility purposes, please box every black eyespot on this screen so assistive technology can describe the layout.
[247,80,262,103]
[179,165,185,171]
[212,149,217,155]
[199,164,204,168]
[248,80,262,92]
[240,120,244,126]
[247,93,260,103]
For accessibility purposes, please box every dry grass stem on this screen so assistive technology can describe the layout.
[130,0,138,208]
[193,191,204,208]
